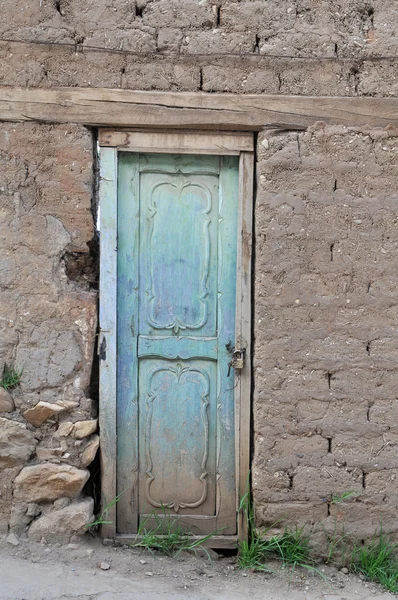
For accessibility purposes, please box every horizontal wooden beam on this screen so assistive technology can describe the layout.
[98,129,254,153]
[0,86,397,130]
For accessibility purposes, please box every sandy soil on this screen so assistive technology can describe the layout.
[0,534,395,600]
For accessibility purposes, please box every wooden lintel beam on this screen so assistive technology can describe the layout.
[0,86,397,130]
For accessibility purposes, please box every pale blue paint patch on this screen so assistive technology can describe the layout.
[117,152,239,534]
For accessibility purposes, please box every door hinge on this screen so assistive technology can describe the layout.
[99,336,107,361]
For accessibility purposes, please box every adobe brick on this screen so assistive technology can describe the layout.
[328,503,398,539]
[142,0,214,28]
[255,501,328,529]
[157,28,183,52]
[122,59,201,91]
[294,466,363,500]
[182,30,255,55]
[220,1,296,34]
[201,63,279,93]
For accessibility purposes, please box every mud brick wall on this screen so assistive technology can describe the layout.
[0,0,397,546]
[0,123,98,541]
[0,0,396,96]
[253,125,398,547]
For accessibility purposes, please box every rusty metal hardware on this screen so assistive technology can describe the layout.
[98,336,107,361]
[227,347,246,376]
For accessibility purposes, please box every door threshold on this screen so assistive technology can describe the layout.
[108,534,238,550]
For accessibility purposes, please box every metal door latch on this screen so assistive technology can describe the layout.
[227,347,246,376]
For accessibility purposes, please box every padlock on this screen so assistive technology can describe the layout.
[227,348,246,376]
[231,351,244,370]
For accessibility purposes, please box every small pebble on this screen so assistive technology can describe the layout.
[340,567,349,574]
[139,559,147,565]
[102,539,114,547]
[100,562,110,570]
[145,571,153,577]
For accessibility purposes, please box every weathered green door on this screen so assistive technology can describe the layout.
[116,152,239,535]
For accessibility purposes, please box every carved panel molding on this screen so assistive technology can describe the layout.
[144,362,210,512]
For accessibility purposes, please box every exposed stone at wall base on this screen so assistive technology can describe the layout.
[0,467,21,535]
[23,400,79,427]
[0,418,37,468]
[28,498,94,544]
[14,464,90,503]
[80,435,100,468]
[9,502,41,534]
[0,122,97,542]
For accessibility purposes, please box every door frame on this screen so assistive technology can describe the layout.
[99,130,254,546]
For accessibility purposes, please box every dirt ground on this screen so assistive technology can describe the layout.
[0,535,395,600]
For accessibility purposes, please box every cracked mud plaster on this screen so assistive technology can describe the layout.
[0,122,97,535]
[253,124,398,552]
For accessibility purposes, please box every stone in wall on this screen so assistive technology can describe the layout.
[0,388,15,413]
[36,446,65,461]
[80,435,100,468]
[0,121,97,537]
[28,498,94,544]
[0,418,37,468]
[23,400,79,427]
[9,502,41,534]
[72,420,98,440]
[0,468,20,535]
[55,422,74,438]
[14,464,90,503]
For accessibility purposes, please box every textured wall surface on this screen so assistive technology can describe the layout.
[253,125,398,548]
[0,0,397,95]
[0,0,397,546]
[0,123,97,540]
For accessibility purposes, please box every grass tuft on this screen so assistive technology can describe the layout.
[85,492,124,530]
[330,491,359,504]
[321,520,352,565]
[238,486,313,573]
[130,507,222,560]
[0,363,23,391]
[350,527,398,593]
[237,482,329,583]
[238,536,274,572]
[265,526,312,568]
[237,487,271,571]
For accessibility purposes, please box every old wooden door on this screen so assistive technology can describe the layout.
[117,152,238,535]
[99,131,253,543]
